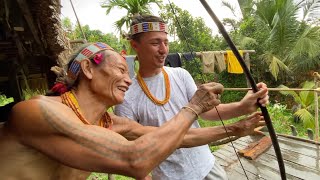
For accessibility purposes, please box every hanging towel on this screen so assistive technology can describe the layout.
[165,53,182,67]
[226,50,244,74]
[125,56,136,78]
[200,51,215,74]
[182,52,196,61]
[213,51,226,73]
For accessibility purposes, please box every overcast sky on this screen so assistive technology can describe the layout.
[60,0,241,36]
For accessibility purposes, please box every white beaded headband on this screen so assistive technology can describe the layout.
[130,22,168,36]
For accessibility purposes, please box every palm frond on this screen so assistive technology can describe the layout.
[100,0,163,34]
[260,52,290,80]
[221,0,237,17]
[114,17,129,33]
[278,84,302,104]
[301,0,320,21]
[101,0,130,15]
[239,36,257,48]
[268,0,299,53]
[298,81,315,107]
[290,26,320,59]
[295,108,315,128]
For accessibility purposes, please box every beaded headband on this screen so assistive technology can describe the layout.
[68,42,114,80]
[130,22,168,36]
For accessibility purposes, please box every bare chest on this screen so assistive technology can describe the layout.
[0,136,90,180]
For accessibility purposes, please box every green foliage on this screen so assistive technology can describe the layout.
[248,0,320,82]
[73,25,123,51]
[267,102,310,137]
[62,17,73,32]
[160,3,221,51]
[267,103,293,135]
[159,3,223,83]
[61,19,126,52]
[216,71,247,103]
[22,89,46,100]
[226,0,320,86]
[0,94,14,106]
[199,102,311,138]
[100,0,163,33]
[278,81,318,128]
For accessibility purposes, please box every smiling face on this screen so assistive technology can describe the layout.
[90,50,132,105]
[131,31,169,74]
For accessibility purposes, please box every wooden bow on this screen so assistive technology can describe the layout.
[198,0,286,179]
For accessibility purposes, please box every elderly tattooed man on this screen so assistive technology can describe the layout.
[0,42,264,179]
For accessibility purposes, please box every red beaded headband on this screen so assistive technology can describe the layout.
[68,42,113,80]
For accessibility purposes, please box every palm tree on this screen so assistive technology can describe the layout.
[223,0,320,81]
[101,0,163,34]
[254,0,320,80]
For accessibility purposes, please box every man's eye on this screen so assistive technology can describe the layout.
[119,68,125,73]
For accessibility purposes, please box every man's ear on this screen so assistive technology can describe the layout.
[80,59,93,79]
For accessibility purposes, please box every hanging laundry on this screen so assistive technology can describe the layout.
[213,51,226,73]
[125,55,136,78]
[226,50,244,74]
[200,51,215,74]
[165,53,182,67]
[181,52,196,61]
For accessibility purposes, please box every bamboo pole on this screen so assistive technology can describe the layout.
[224,87,320,92]
[314,72,319,142]
[69,0,87,42]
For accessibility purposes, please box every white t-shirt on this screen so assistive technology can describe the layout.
[115,66,215,180]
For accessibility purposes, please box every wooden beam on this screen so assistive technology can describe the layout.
[277,133,320,145]
[16,0,44,53]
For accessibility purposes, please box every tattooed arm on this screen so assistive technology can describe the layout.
[7,92,216,179]
[111,113,265,148]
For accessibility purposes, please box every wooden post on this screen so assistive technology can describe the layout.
[244,52,251,88]
[108,174,115,180]
[16,0,44,53]
[313,72,319,142]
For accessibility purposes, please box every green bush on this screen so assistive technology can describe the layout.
[216,71,247,103]
[22,89,46,100]
[267,103,309,138]
[0,94,14,106]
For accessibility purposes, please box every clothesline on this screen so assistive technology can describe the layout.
[124,50,255,78]
[125,50,256,58]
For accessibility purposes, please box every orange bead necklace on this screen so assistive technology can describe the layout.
[137,68,170,105]
[61,91,113,129]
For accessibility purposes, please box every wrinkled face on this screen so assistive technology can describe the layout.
[91,50,132,105]
[132,31,169,69]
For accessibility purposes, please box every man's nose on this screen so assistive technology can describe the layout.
[124,74,132,86]
[159,42,167,53]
